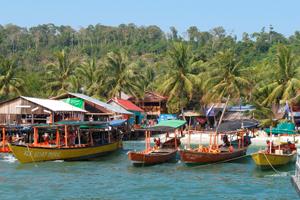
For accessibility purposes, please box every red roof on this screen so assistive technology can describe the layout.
[110,98,144,112]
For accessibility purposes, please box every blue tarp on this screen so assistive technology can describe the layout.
[109,119,127,127]
[158,114,177,122]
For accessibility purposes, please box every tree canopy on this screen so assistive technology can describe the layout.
[1,23,300,121]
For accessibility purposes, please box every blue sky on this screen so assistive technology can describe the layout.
[1,0,299,37]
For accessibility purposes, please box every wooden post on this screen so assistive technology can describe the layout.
[33,127,38,145]
[77,128,81,145]
[64,125,68,147]
[174,130,177,149]
[56,129,60,147]
[90,131,94,146]
[2,128,6,152]
[145,131,148,152]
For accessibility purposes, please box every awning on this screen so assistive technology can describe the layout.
[218,120,258,132]
[109,119,127,127]
[265,122,297,135]
[145,119,187,132]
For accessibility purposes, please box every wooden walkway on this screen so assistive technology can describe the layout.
[291,150,300,196]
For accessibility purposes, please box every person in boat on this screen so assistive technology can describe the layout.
[42,133,50,145]
[287,140,296,152]
[222,134,230,147]
[244,132,251,146]
[154,138,161,149]
[266,140,274,153]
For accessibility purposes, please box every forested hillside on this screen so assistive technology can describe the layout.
[0,23,300,124]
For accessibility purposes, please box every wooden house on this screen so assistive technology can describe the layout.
[128,91,167,119]
[107,98,144,125]
[0,96,86,124]
[52,92,132,121]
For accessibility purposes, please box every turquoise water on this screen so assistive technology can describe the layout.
[0,142,298,200]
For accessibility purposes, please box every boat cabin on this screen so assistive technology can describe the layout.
[23,121,122,148]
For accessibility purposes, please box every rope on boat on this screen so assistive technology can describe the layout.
[187,153,252,169]
[26,144,38,167]
[262,152,282,175]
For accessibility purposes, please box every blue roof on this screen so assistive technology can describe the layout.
[68,93,132,115]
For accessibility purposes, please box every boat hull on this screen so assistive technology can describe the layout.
[251,151,296,168]
[179,147,248,165]
[128,149,177,166]
[0,145,10,153]
[8,141,122,163]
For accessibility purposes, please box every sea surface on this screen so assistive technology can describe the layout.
[0,141,298,200]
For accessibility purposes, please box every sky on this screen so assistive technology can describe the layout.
[1,0,300,38]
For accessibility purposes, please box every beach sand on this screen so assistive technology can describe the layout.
[153,130,300,147]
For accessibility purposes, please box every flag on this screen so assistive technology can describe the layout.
[285,101,290,114]
[206,104,214,116]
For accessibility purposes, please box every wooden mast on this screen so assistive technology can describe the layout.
[2,128,6,152]
[145,130,151,153]
[33,127,38,145]
[212,96,230,149]
[64,125,68,147]
[56,128,60,147]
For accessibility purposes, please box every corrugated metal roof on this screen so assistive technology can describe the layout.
[109,98,144,112]
[68,93,132,115]
[21,96,86,112]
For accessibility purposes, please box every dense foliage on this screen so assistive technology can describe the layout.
[1,23,300,124]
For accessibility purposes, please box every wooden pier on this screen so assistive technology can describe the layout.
[291,150,300,196]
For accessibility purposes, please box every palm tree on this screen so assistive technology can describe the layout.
[261,45,300,106]
[46,50,78,96]
[0,58,23,99]
[75,58,104,96]
[103,51,143,98]
[203,49,251,103]
[158,42,200,113]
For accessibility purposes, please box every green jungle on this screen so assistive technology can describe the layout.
[0,24,299,126]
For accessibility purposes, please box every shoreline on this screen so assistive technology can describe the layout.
[152,131,300,147]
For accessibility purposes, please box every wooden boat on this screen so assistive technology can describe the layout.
[179,97,252,165]
[128,119,186,166]
[179,146,248,165]
[179,131,251,165]
[252,141,297,168]
[0,126,9,153]
[9,121,123,163]
[128,148,178,166]
[9,141,122,163]
[252,119,298,168]
[252,150,296,168]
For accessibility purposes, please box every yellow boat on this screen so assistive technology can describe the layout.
[8,121,123,163]
[252,150,296,168]
[9,141,122,163]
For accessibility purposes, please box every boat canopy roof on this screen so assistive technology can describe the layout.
[265,122,297,135]
[32,120,126,129]
[155,119,186,128]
